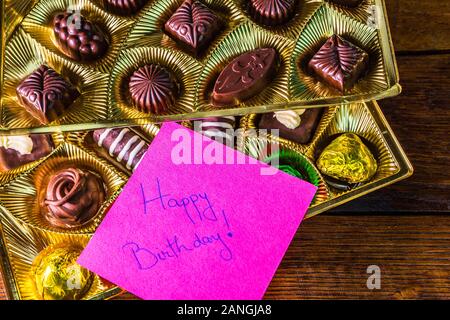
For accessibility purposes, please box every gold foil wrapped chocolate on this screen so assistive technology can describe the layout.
[31,244,93,300]
[316,133,377,184]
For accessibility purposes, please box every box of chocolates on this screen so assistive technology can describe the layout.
[0,100,412,299]
[0,0,400,133]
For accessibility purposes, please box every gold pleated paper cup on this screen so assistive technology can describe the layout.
[65,124,159,175]
[196,22,295,111]
[0,132,65,185]
[233,0,322,39]
[20,0,134,73]
[109,46,202,121]
[1,28,109,129]
[289,4,388,101]
[308,102,399,195]
[324,0,376,24]
[125,0,244,62]
[3,0,38,40]
[238,106,337,153]
[0,212,120,300]
[0,143,127,234]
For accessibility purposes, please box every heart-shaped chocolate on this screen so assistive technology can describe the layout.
[16,65,80,124]
[164,0,222,55]
[316,132,378,184]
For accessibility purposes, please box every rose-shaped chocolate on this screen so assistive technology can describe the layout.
[43,168,105,228]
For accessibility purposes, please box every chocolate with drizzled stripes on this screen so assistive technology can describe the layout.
[93,128,148,171]
[197,116,236,146]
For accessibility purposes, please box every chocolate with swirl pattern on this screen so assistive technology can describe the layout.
[308,35,369,92]
[249,0,297,26]
[129,64,177,114]
[16,65,80,124]
[43,168,105,228]
[164,0,222,55]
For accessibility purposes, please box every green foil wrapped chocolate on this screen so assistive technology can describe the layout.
[317,133,377,184]
[31,244,93,300]
[278,164,307,180]
[264,149,321,187]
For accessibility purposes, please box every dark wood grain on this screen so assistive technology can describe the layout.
[385,0,450,52]
[0,0,449,300]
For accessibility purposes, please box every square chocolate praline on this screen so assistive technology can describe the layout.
[308,35,369,92]
[16,65,79,124]
[164,0,222,55]
[258,108,323,145]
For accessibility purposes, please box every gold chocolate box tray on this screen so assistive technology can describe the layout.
[0,100,412,299]
[0,0,400,133]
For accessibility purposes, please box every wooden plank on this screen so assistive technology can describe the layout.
[114,215,450,300]
[332,53,450,213]
[385,0,450,52]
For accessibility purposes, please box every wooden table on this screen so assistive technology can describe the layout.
[1,0,449,300]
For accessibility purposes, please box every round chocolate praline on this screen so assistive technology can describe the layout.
[249,0,297,26]
[43,167,105,228]
[31,245,93,300]
[129,64,177,114]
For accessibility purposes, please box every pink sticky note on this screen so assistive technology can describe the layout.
[78,122,317,300]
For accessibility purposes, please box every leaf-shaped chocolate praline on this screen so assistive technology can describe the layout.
[16,65,80,124]
[308,34,369,92]
[129,64,178,115]
[164,0,222,55]
[249,0,297,26]
[212,47,278,106]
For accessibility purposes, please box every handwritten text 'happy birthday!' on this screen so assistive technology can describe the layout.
[122,178,233,270]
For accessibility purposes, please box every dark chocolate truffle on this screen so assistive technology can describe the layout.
[103,0,148,15]
[93,128,149,171]
[43,168,105,228]
[212,48,277,106]
[329,0,363,7]
[53,12,108,62]
[308,34,369,92]
[164,0,222,55]
[129,64,177,114]
[258,108,322,144]
[249,0,297,26]
[16,65,80,124]
[196,116,236,145]
[0,134,54,171]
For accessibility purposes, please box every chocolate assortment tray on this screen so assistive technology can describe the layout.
[0,0,400,133]
[0,100,412,299]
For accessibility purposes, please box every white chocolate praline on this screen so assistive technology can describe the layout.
[273,109,306,129]
[0,135,33,154]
